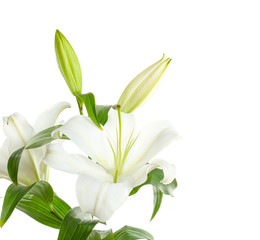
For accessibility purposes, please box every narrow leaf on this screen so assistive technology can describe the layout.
[0,181,51,227]
[78,93,102,129]
[129,169,177,221]
[96,105,113,125]
[17,194,62,229]
[16,192,71,228]
[114,226,154,240]
[7,125,66,185]
[0,181,71,229]
[58,207,100,240]
[150,187,163,221]
[130,168,177,196]
[52,194,72,220]
[88,230,114,240]
[25,125,62,149]
[7,147,25,185]
[0,184,31,227]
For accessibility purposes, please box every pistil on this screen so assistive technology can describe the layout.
[114,105,122,182]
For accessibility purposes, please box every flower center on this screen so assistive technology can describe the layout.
[109,106,138,183]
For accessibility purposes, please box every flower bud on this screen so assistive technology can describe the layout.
[118,55,171,113]
[55,30,82,95]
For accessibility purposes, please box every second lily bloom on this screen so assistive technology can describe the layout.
[0,102,70,186]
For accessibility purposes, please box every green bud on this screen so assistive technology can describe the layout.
[118,55,171,113]
[55,30,82,95]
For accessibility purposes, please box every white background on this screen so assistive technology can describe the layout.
[0,0,260,239]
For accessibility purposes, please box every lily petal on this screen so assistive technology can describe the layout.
[122,120,178,173]
[44,144,113,182]
[119,159,176,187]
[3,113,39,182]
[3,113,35,153]
[3,113,46,184]
[0,140,9,179]
[34,102,71,132]
[147,159,176,184]
[76,174,133,221]
[58,116,114,170]
[103,109,136,152]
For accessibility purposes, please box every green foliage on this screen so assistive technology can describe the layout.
[96,105,113,126]
[78,93,113,128]
[7,125,65,185]
[7,147,25,185]
[151,187,163,221]
[0,181,71,228]
[114,226,154,240]
[87,230,114,240]
[78,93,102,129]
[58,207,101,240]
[25,125,63,149]
[130,168,177,220]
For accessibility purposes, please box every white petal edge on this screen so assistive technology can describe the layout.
[122,120,179,173]
[0,140,9,179]
[34,102,71,132]
[147,159,176,184]
[44,144,113,183]
[58,116,115,170]
[119,159,176,188]
[3,113,35,153]
[2,113,43,183]
[76,174,133,221]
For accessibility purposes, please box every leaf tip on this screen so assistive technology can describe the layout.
[0,220,4,228]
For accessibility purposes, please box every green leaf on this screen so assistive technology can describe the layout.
[55,29,82,96]
[58,207,101,240]
[0,183,31,227]
[7,125,66,185]
[52,194,72,220]
[88,230,114,240]
[17,194,62,229]
[0,181,71,228]
[129,169,177,221]
[16,193,71,229]
[78,93,102,129]
[25,125,62,149]
[7,147,25,185]
[96,105,113,125]
[130,169,177,196]
[114,226,154,240]
[150,187,163,221]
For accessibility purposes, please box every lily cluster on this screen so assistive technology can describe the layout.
[0,30,178,239]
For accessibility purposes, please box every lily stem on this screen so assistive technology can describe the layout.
[76,96,84,115]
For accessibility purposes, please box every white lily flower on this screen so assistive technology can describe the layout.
[0,102,70,186]
[44,108,178,221]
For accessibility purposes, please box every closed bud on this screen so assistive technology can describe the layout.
[118,55,171,113]
[55,30,82,95]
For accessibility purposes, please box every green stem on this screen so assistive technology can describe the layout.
[76,96,83,115]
